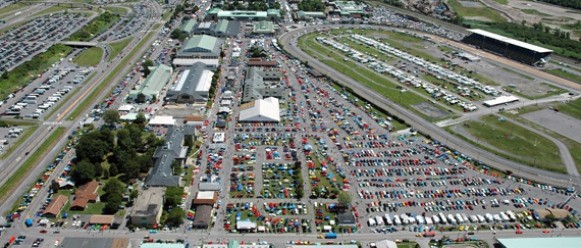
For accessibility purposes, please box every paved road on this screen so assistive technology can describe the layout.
[0,0,164,219]
[278,24,581,188]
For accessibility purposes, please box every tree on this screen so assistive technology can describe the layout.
[136,93,147,103]
[164,187,184,210]
[104,193,122,214]
[134,113,147,127]
[49,179,60,193]
[102,177,124,200]
[71,159,96,185]
[142,60,154,77]
[165,208,185,227]
[75,132,110,164]
[337,191,352,207]
[103,110,120,127]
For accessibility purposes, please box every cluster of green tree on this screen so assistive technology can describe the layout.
[141,59,154,77]
[249,46,267,58]
[468,21,581,60]
[69,11,120,41]
[160,187,185,227]
[220,0,281,11]
[208,66,221,103]
[101,178,124,214]
[0,44,72,99]
[293,161,304,199]
[535,0,581,10]
[298,0,325,12]
[71,110,161,185]
[170,29,189,42]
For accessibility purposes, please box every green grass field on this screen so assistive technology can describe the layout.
[556,98,581,120]
[0,127,66,206]
[31,6,69,18]
[0,3,26,18]
[521,9,550,16]
[448,0,507,22]
[107,37,133,61]
[73,47,104,66]
[545,69,581,85]
[0,44,72,100]
[69,11,120,41]
[104,6,128,15]
[460,115,565,173]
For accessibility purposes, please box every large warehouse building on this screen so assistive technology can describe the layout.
[463,29,553,65]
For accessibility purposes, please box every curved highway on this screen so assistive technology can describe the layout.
[278,25,580,189]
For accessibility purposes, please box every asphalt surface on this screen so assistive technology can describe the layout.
[278,24,581,188]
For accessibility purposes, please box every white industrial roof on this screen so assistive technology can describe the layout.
[239,97,280,122]
[196,191,215,200]
[118,104,134,112]
[173,58,219,67]
[213,132,225,143]
[483,95,519,107]
[468,29,553,53]
[195,70,214,92]
[173,69,190,91]
[149,115,176,126]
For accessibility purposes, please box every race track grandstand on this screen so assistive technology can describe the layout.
[463,29,553,66]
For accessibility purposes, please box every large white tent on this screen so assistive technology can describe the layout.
[238,97,280,122]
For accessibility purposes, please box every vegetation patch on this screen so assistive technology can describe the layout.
[73,47,104,66]
[447,0,507,23]
[545,68,581,85]
[458,115,565,173]
[520,9,550,16]
[0,44,72,100]
[107,37,133,61]
[69,11,120,41]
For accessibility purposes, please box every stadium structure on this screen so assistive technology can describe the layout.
[463,29,553,66]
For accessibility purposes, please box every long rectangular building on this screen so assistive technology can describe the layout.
[463,29,552,65]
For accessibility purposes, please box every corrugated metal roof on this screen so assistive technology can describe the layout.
[215,19,229,33]
[468,29,553,53]
[183,35,219,53]
[497,237,581,248]
[140,64,173,96]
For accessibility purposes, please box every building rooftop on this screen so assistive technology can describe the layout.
[131,187,164,218]
[242,67,283,103]
[144,127,188,187]
[192,204,213,228]
[138,64,173,97]
[60,237,129,248]
[467,29,553,53]
[88,215,114,225]
[497,237,581,248]
[44,194,68,217]
[253,20,275,34]
[166,62,214,101]
[179,19,197,33]
[182,35,220,54]
[215,19,229,34]
[140,243,185,248]
[239,97,280,122]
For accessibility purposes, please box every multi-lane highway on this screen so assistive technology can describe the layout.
[0,0,164,217]
[278,25,581,188]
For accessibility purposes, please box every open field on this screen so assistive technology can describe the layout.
[107,37,133,61]
[545,69,581,85]
[0,3,26,18]
[298,32,454,120]
[31,5,69,18]
[0,127,66,204]
[0,44,72,100]
[73,47,103,66]
[556,98,581,120]
[451,115,565,174]
[69,11,120,41]
[447,0,507,22]
[520,9,550,16]
[104,6,128,15]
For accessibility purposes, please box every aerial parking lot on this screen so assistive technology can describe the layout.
[0,13,88,73]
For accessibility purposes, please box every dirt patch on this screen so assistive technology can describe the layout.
[521,108,581,143]
[413,102,449,119]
